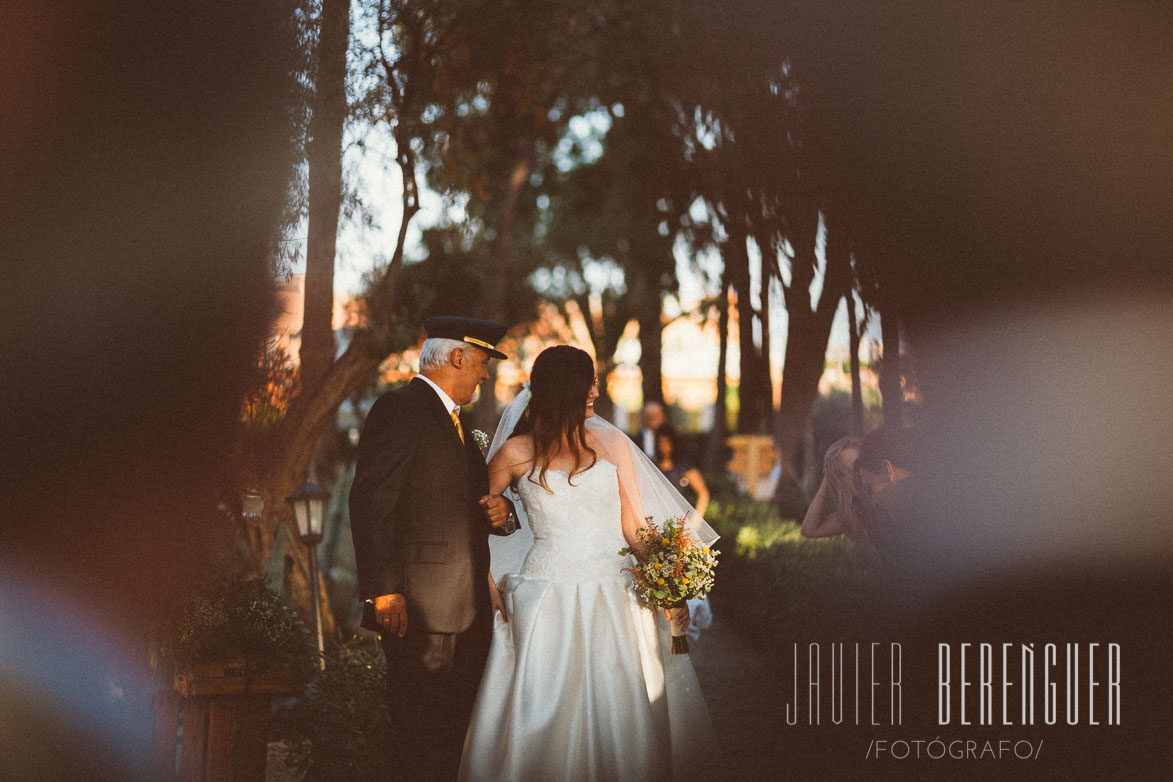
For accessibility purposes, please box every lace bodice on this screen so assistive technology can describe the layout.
[513,460,632,583]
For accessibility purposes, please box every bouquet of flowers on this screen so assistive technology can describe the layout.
[619,515,719,654]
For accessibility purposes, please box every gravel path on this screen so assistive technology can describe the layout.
[689,603,780,779]
[265,740,302,782]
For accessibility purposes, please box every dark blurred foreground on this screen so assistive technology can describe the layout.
[1,1,299,778]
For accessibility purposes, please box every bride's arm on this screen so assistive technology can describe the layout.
[617,483,646,553]
[595,432,690,628]
[485,438,533,623]
[592,433,647,551]
[488,436,530,494]
[487,453,514,498]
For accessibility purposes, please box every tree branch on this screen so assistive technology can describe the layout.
[261,330,383,553]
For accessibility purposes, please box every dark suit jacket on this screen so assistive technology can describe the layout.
[349,377,498,635]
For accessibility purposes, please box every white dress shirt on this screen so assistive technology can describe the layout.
[641,428,656,459]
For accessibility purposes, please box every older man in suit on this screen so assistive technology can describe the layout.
[349,316,516,781]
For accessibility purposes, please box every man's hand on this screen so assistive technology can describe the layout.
[373,593,407,637]
[478,494,510,527]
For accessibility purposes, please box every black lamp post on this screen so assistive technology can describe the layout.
[286,470,329,670]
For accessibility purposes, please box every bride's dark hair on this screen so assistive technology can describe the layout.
[511,345,597,490]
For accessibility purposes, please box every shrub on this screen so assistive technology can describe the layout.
[700,469,742,504]
[274,636,390,782]
[152,572,316,685]
[705,497,882,652]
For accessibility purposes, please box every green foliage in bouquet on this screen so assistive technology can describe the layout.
[274,636,390,782]
[619,515,720,608]
[153,572,316,683]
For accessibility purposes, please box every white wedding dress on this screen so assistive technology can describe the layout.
[458,459,718,781]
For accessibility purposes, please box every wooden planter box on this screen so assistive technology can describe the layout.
[154,659,296,781]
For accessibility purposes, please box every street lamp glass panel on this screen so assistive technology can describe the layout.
[242,489,264,521]
[307,494,326,538]
[286,470,330,543]
[292,500,311,539]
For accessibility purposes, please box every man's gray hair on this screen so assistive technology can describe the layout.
[419,337,468,371]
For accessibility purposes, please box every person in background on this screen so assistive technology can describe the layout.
[654,428,711,517]
[851,426,920,554]
[653,427,713,640]
[801,436,869,550]
[803,427,920,558]
[637,401,668,459]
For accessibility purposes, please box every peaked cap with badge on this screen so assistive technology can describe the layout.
[423,316,509,359]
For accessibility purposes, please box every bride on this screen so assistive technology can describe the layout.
[458,345,721,781]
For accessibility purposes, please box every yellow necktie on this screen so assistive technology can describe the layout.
[449,409,464,443]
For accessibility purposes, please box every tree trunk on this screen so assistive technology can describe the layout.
[574,292,625,422]
[259,332,383,549]
[245,331,382,636]
[627,260,664,406]
[847,290,865,435]
[242,0,433,642]
[801,415,818,486]
[471,153,531,433]
[486,156,531,323]
[725,224,766,433]
[879,302,903,427]
[759,258,774,416]
[774,212,852,486]
[636,301,664,406]
[774,318,834,483]
[300,0,350,401]
[703,278,731,472]
[263,0,351,634]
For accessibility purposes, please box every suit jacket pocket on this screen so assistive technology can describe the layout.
[402,541,448,564]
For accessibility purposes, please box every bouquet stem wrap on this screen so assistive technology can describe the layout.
[668,602,690,655]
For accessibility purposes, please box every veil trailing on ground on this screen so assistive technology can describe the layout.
[487,385,719,578]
